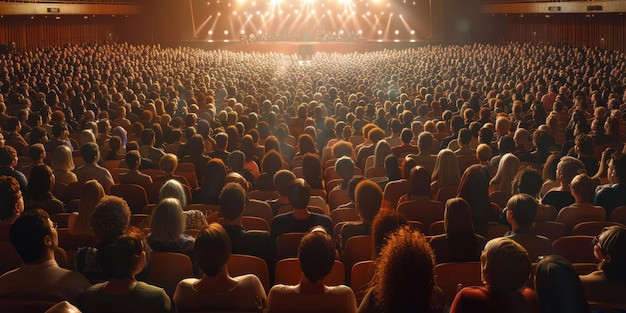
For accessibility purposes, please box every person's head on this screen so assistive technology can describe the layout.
[27,164,55,198]
[372,226,438,313]
[457,164,491,214]
[401,128,413,145]
[298,228,335,283]
[506,193,537,230]
[534,255,589,313]
[476,143,492,163]
[512,167,543,198]
[150,198,186,243]
[458,128,471,145]
[0,176,23,222]
[0,146,18,167]
[194,223,231,277]
[556,156,585,187]
[273,170,296,197]
[417,131,433,153]
[574,134,594,157]
[609,151,626,183]
[91,195,131,239]
[287,178,311,210]
[371,210,408,257]
[570,173,597,204]
[51,145,75,173]
[80,142,99,164]
[373,140,392,167]
[125,150,141,170]
[408,166,432,199]
[215,132,229,150]
[593,226,626,283]
[297,133,317,154]
[159,179,188,207]
[9,209,56,264]
[202,158,227,189]
[97,228,146,279]
[432,149,460,187]
[481,237,531,292]
[28,143,46,162]
[302,153,322,181]
[498,135,515,155]
[331,141,354,159]
[220,182,247,220]
[355,180,382,223]
[261,150,283,174]
[159,153,178,174]
[444,197,474,234]
[140,128,155,146]
[491,153,520,195]
[335,156,355,181]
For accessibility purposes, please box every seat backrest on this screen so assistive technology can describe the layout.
[174,169,198,189]
[436,186,459,204]
[292,167,304,178]
[110,183,148,214]
[552,235,598,263]
[531,221,567,242]
[0,298,57,313]
[330,208,359,227]
[0,241,22,275]
[434,262,482,307]
[227,254,270,293]
[145,252,194,297]
[382,179,408,210]
[396,200,444,230]
[275,232,306,260]
[248,190,279,201]
[365,166,386,179]
[428,220,446,236]
[275,258,345,286]
[101,159,121,171]
[609,206,626,225]
[350,260,376,303]
[108,167,129,184]
[242,216,270,232]
[488,191,510,211]
[486,222,511,240]
[325,179,343,194]
[50,213,72,228]
[343,235,372,284]
[571,221,624,236]
[364,155,374,172]
[328,188,350,211]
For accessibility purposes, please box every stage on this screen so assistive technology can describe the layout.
[173,40,436,55]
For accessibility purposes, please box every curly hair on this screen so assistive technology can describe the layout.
[372,226,440,313]
[0,175,21,221]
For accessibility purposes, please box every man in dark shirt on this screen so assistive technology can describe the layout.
[220,182,274,273]
[542,156,584,212]
[595,151,626,218]
[341,180,382,248]
[208,132,230,168]
[270,178,332,245]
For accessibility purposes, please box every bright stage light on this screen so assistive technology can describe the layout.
[377,30,382,35]
[327,9,331,14]
[258,29,263,34]
[339,30,344,34]
[410,30,415,35]
[233,11,237,15]
[217,12,221,16]
[366,11,370,16]
[394,30,399,35]
[241,30,246,34]
[357,30,362,34]
[224,30,229,34]
[208,30,213,35]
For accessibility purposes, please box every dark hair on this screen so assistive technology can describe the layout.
[273,170,296,197]
[597,226,626,283]
[27,164,55,200]
[219,182,247,220]
[125,150,141,170]
[200,159,227,204]
[457,165,491,236]
[355,180,383,222]
[140,128,155,146]
[513,168,543,197]
[9,209,52,264]
[611,152,626,182]
[408,166,432,199]
[534,255,589,313]
[287,178,311,210]
[80,142,99,163]
[507,193,537,229]
[98,228,145,279]
[215,132,229,149]
[302,153,322,187]
[0,146,17,167]
[498,135,515,155]
[0,176,21,221]
[194,223,231,276]
[574,134,594,156]
[261,150,283,174]
[298,230,335,283]
[400,128,413,144]
[371,210,408,257]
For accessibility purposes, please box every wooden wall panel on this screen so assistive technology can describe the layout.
[486,13,626,51]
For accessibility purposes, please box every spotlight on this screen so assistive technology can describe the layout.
[240,30,246,34]
[394,30,399,35]
[357,30,362,34]
[224,30,229,35]
[377,30,382,35]
[410,30,415,35]
[208,30,213,35]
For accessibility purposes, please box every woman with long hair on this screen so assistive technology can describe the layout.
[398,166,432,203]
[25,164,64,213]
[148,198,194,260]
[70,180,105,236]
[534,255,589,313]
[193,159,227,205]
[457,164,492,237]
[489,153,520,195]
[302,153,324,190]
[51,145,77,184]
[431,149,461,194]
[359,226,444,313]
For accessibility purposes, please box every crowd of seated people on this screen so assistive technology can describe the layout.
[1,41,626,311]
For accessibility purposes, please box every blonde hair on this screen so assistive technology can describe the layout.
[150,198,186,243]
[51,145,75,172]
[71,180,105,236]
[159,153,178,174]
[431,149,460,188]
[490,153,520,195]
[482,237,531,292]
[373,140,392,167]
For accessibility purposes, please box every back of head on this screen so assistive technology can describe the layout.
[557,156,585,185]
[534,255,589,313]
[611,152,626,183]
[194,223,231,276]
[458,128,471,145]
[0,175,22,221]
[513,167,543,197]
[482,237,531,293]
[507,193,537,229]
[298,229,335,283]
[0,146,17,167]
[125,150,141,170]
[80,142,99,164]
[355,180,382,222]
[409,166,432,199]
[371,210,408,257]
[159,153,178,173]
[287,178,311,210]
[91,195,131,239]
[335,156,355,180]
[9,209,51,264]
[444,198,474,234]
[220,182,246,220]
[372,226,438,313]
[570,174,597,203]
[159,179,188,207]
[597,226,626,283]
[274,170,296,197]
[150,198,185,243]
[332,141,354,159]
[98,229,145,280]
